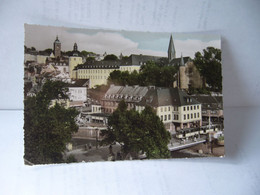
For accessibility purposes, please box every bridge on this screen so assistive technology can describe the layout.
[168,138,206,151]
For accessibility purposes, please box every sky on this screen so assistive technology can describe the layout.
[25,24,221,59]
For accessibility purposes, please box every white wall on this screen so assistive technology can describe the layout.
[1,1,260,195]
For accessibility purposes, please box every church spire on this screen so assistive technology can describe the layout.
[168,34,176,62]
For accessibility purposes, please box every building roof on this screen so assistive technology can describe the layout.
[138,87,200,107]
[126,54,165,65]
[191,95,223,109]
[102,85,149,102]
[65,79,89,87]
[76,61,120,70]
[54,36,61,44]
[103,85,200,107]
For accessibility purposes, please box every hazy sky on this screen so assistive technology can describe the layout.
[25,24,220,59]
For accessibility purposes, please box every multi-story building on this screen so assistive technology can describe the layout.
[71,54,164,88]
[101,85,202,131]
[72,62,120,88]
[192,95,223,123]
[65,79,88,107]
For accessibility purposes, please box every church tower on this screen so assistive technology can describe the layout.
[73,42,78,52]
[53,35,61,58]
[73,42,79,56]
[168,34,176,62]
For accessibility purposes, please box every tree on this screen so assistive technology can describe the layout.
[24,80,79,164]
[101,101,171,159]
[85,56,96,62]
[103,54,118,61]
[81,50,96,57]
[194,47,222,92]
[39,48,53,55]
[107,61,177,87]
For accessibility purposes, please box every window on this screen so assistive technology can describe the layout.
[194,105,196,110]
[168,114,171,120]
[168,107,170,111]
[191,106,193,110]
[197,105,199,109]
[161,115,163,121]
[164,107,167,112]
[197,113,199,118]
[161,107,163,112]
[184,114,186,120]
[187,106,189,111]
[164,115,167,121]
[187,114,189,119]
[183,107,186,111]
[191,113,193,119]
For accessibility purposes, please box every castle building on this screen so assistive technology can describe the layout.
[53,36,61,58]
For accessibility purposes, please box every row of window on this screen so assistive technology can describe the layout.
[78,69,114,74]
[160,114,179,121]
[160,106,178,112]
[160,112,200,121]
[183,113,200,120]
[70,89,83,93]
[78,75,108,80]
[183,105,199,111]
[92,106,101,112]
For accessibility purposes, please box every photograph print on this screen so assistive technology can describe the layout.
[24,24,224,165]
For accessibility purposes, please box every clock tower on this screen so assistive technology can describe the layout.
[53,35,61,58]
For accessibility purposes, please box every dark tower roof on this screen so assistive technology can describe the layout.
[73,42,78,51]
[168,34,176,62]
[54,35,60,44]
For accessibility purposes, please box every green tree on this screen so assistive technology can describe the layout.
[194,47,222,92]
[81,50,96,57]
[101,101,171,159]
[24,80,79,164]
[39,48,53,55]
[85,56,96,62]
[107,61,177,87]
[104,54,118,61]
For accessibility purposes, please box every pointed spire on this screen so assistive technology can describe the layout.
[119,52,123,60]
[180,53,184,66]
[168,34,176,62]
